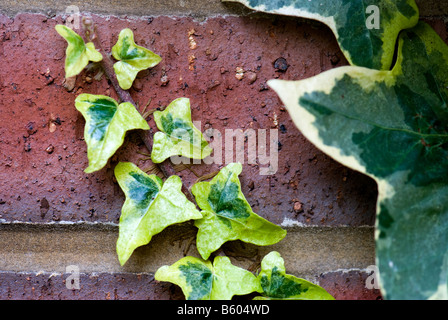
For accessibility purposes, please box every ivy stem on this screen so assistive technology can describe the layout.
[84,19,195,203]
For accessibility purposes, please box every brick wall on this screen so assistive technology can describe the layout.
[0,0,446,300]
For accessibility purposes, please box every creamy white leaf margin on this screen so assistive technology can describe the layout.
[268,75,396,206]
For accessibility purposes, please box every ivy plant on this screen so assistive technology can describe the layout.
[155,252,334,300]
[223,0,419,70]
[74,94,150,173]
[255,251,334,300]
[112,28,162,90]
[192,163,287,260]
[56,21,327,301]
[268,22,448,299]
[55,24,103,78]
[151,98,213,164]
[114,162,203,266]
[155,256,261,300]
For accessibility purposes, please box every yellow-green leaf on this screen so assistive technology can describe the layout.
[55,24,102,78]
[155,256,261,300]
[75,94,149,173]
[192,163,286,260]
[112,28,162,90]
[115,162,202,266]
[255,252,334,300]
[151,98,213,164]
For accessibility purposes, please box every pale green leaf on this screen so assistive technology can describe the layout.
[268,22,448,299]
[85,42,103,62]
[155,255,261,300]
[254,251,334,300]
[55,24,102,78]
[112,28,162,90]
[192,163,287,260]
[115,162,202,266]
[74,94,150,173]
[223,0,419,70]
[151,98,213,164]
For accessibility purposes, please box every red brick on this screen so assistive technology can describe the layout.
[0,272,183,300]
[0,13,377,226]
[318,270,383,300]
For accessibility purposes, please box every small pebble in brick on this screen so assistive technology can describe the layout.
[274,57,289,72]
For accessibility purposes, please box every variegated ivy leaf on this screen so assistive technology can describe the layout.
[268,22,448,299]
[111,28,162,90]
[155,256,261,300]
[254,252,334,300]
[223,0,419,70]
[151,98,213,164]
[75,94,150,173]
[115,162,202,266]
[55,24,103,78]
[192,163,287,260]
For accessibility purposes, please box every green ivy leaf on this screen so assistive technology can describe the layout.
[223,0,419,70]
[268,22,448,299]
[74,94,150,173]
[151,98,213,164]
[115,162,202,266]
[55,24,103,78]
[111,28,162,90]
[155,255,262,300]
[254,252,334,300]
[192,163,287,260]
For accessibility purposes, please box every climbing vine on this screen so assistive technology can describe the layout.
[55,19,330,300]
[55,0,447,300]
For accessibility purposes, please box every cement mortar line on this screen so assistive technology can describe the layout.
[0,0,446,18]
[0,218,374,228]
[0,268,375,276]
[0,222,375,279]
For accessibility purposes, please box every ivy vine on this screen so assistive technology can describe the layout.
[54,0,447,300]
[55,19,330,300]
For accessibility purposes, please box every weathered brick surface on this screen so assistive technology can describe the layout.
[0,4,446,301]
[318,271,383,301]
[0,13,377,226]
[0,270,380,300]
[0,0,446,18]
[0,272,183,300]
